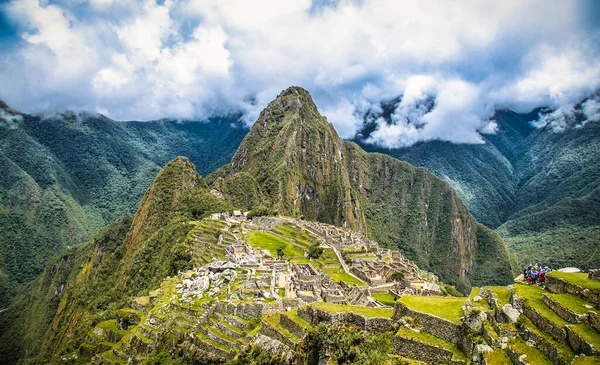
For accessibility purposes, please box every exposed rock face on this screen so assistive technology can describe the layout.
[213,86,513,290]
[502,303,520,323]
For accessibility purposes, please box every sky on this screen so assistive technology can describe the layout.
[0,0,599,147]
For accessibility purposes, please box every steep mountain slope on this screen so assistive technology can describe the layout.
[0,102,247,306]
[0,157,230,364]
[355,96,600,269]
[213,87,513,290]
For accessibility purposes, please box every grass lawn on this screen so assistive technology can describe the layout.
[510,338,552,365]
[547,292,595,315]
[398,295,466,324]
[262,314,301,342]
[372,292,396,306]
[283,309,312,329]
[570,323,600,349]
[487,286,512,307]
[484,349,512,365]
[321,268,367,286]
[514,283,567,326]
[311,302,393,318]
[396,327,467,361]
[573,356,600,365]
[548,272,600,292]
[246,231,303,257]
[520,316,575,361]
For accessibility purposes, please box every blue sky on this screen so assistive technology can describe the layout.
[1,0,599,146]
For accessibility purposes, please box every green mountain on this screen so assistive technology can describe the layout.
[0,87,514,364]
[0,101,247,307]
[355,96,600,270]
[212,87,513,290]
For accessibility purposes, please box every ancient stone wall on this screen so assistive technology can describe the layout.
[589,311,600,333]
[393,303,461,345]
[279,314,307,339]
[393,336,453,364]
[507,346,527,365]
[566,326,600,356]
[260,320,296,349]
[589,270,600,281]
[541,294,586,323]
[522,304,567,342]
[298,306,393,332]
[521,328,565,365]
[546,276,600,305]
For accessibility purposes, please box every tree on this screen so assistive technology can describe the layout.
[307,243,324,259]
[277,245,285,259]
[387,272,405,283]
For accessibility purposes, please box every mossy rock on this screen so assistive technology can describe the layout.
[116,308,142,330]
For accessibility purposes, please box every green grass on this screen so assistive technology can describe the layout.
[310,302,393,318]
[321,268,366,286]
[520,315,575,361]
[246,231,303,257]
[573,356,600,365]
[262,314,301,342]
[547,292,595,315]
[488,286,512,307]
[548,272,600,292]
[510,338,552,365]
[484,349,512,365]
[398,295,466,324]
[283,309,312,329]
[570,323,600,349]
[514,283,567,326]
[396,327,467,361]
[372,292,396,306]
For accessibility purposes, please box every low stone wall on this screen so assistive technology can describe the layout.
[521,328,566,365]
[566,326,600,356]
[589,270,600,281]
[522,304,567,343]
[546,276,600,305]
[589,311,600,333]
[507,346,527,365]
[393,302,461,345]
[279,314,307,339]
[215,301,288,318]
[260,320,297,349]
[394,336,453,364]
[541,294,586,324]
[511,295,526,311]
[299,306,394,333]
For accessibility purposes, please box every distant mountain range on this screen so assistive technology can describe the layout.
[1,88,598,311]
[354,94,600,270]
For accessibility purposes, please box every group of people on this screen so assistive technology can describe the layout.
[523,264,552,285]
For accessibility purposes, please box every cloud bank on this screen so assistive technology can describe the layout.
[1,0,599,146]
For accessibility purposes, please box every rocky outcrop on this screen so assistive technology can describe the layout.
[589,311,600,333]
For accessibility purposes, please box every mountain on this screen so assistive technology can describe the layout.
[354,95,600,270]
[0,87,513,364]
[0,157,230,364]
[211,87,513,290]
[0,103,247,307]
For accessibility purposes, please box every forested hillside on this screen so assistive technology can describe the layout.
[355,95,600,269]
[0,101,247,306]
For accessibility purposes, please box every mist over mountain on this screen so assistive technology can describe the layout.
[0,103,247,307]
[354,92,600,269]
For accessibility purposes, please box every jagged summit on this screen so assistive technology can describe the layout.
[211,87,514,291]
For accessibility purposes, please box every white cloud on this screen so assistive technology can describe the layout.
[0,0,599,146]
